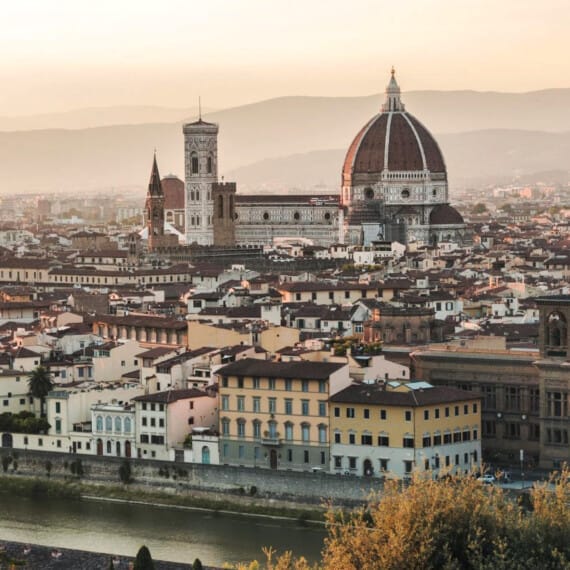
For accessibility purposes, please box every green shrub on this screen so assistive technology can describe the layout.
[119,460,132,484]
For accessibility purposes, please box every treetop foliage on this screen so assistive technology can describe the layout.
[229,469,570,570]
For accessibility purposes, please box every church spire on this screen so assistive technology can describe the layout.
[148,152,163,197]
[382,67,405,112]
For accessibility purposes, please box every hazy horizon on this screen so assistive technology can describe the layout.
[2,0,569,115]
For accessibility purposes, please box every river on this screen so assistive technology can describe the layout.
[0,494,326,567]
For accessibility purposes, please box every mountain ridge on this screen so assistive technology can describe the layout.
[2,89,570,194]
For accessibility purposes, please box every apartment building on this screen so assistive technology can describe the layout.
[132,388,218,460]
[216,358,350,471]
[329,381,482,479]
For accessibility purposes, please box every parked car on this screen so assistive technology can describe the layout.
[477,474,496,485]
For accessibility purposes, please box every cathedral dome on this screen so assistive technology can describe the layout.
[343,70,446,183]
[429,204,464,225]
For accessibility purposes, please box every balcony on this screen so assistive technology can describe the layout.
[261,431,281,446]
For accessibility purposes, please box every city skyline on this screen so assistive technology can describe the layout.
[1,0,569,115]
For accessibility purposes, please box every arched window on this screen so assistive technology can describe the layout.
[106,440,112,454]
[293,211,300,221]
[202,446,210,464]
[207,155,213,174]
[218,195,224,219]
[547,312,567,347]
[191,152,199,174]
[105,416,112,432]
[124,417,132,433]
[253,420,261,439]
[318,424,327,444]
[115,417,122,433]
[96,416,103,432]
[301,423,310,442]
[221,418,230,436]
[364,187,374,200]
[237,418,246,438]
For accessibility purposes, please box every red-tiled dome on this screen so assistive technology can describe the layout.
[429,204,464,225]
[161,176,184,210]
[343,72,446,182]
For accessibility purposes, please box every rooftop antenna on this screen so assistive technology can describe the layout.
[198,96,202,121]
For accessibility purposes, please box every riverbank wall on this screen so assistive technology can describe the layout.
[0,449,382,515]
[0,540,216,570]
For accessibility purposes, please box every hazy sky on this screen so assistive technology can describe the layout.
[2,0,569,115]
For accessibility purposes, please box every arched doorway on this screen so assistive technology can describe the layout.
[201,446,210,464]
[96,439,103,456]
[1,433,13,448]
[116,441,121,457]
[125,441,131,458]
[270,449,278,470]
[363,458,373,476]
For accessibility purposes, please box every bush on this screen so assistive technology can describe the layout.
[133,545,154,570]
[119,460,132,484]
[70,459,84,477]
[1,455,12,473]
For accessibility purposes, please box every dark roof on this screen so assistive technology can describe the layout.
[236,194,339,205]
[136,347,178,359]
[330,383,480,406]
[133,388,210,403]
[429,204,465,225]
[217,357,345,380]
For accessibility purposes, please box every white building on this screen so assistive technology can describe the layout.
[133,388,218,460]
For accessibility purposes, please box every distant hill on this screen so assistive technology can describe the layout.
[227,130,570,190]
[0,106,207,131]
[2,89,570,194]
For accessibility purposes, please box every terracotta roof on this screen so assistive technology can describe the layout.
[343,110,446,181]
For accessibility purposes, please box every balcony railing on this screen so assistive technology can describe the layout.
[261,433,281,446]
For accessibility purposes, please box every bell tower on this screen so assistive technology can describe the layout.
[145,154,165,251]
[183,116,219,245]
[212,181,236,246]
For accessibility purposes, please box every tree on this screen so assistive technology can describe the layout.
[134,545,155,570]
[192,559,203,570]
[27,366,54,418]
[235,469,570,570]
[119,460,133,484]
[472,202,488,214]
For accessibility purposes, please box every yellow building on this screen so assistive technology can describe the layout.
[330,381,482,478]
[216,358,350,470]
[187,321,299,354]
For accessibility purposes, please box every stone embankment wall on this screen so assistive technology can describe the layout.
[0,449,383,506]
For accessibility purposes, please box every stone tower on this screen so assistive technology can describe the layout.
[145,154,166,251]
[212,182,236,246]
[183,118,219,245]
